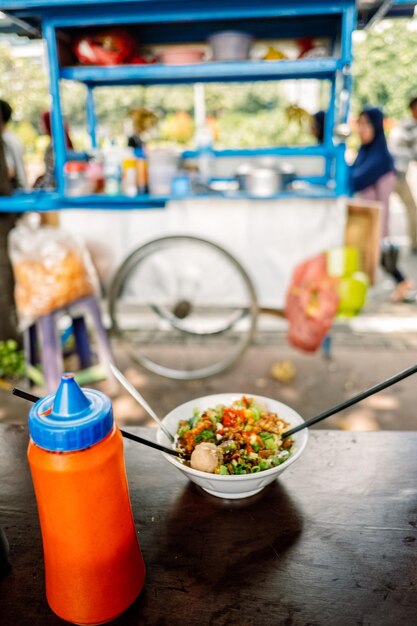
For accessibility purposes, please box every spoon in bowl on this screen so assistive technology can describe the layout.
[109,362,175,444]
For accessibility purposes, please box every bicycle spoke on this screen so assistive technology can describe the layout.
[110,236,257,379]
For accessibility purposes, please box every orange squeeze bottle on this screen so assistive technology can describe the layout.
[27,374,145,625]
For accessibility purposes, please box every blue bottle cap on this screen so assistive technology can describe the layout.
[28,374,114,452]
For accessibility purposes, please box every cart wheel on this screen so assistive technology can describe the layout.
[109,235,258,380]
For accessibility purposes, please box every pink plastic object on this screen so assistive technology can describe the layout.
[285,253,340,353]
[160,47,204,65]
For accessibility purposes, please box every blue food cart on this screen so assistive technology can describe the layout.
[0,0,360,210]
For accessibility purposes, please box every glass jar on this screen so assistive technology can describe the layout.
[64,161,89,197]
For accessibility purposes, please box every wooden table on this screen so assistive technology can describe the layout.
[1,425,416,626]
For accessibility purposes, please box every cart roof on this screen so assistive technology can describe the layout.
[0,0,414,37]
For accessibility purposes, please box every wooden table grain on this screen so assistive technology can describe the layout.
[0,425,416,626]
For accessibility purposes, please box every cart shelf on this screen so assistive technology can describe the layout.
[0,191,165,211]
[0,185,338,212]
[61,58,342,87]
[182,145,332,159]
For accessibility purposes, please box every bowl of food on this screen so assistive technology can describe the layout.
[156,393,308,499]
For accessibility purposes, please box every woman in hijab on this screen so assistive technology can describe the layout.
[351,106,413,302]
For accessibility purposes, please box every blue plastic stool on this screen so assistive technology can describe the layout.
[24,296,113,392]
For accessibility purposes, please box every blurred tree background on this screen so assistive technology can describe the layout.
[1,17,417,170]
[352,19,417,118]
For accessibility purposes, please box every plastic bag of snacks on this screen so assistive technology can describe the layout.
[8,216,98,328]
[285,253,340,353]
[73,29,135,66]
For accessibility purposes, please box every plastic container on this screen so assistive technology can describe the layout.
[147,149,178,195]
[327,246,360,278]
[208,31,253,61]
[104,147,122,196]
[134,147,148,194]
[64,161,89,196]
[86,151,105,194]
[27,374,145,625]
[196,125,215,184]
[161,47,204,65]
[122,158,138,197]
[337,272,369,317]
[172,173,191,196]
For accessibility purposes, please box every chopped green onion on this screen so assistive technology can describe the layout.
[177,424,190,438]
[215,404,225,418]
[200,429,215,440]
[265,437,277,451]
[250,404,263,420]
[259,431,271,440]
[270,451,291,466]
[189,410,201,428]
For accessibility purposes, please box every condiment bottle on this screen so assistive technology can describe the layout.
[86,149,105,193]
[103,146,121,195]
[134,147,148,194]
[122,157,138,197]
[195,124,214,184]
[27,374,145,625]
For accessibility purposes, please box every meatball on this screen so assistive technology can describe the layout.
[190,442,223,473]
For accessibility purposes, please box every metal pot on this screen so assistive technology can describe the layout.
[236,164,253,191]
[247,167,281,197]
[279,162,296,188]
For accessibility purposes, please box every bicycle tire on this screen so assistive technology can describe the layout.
[109,235,258,380]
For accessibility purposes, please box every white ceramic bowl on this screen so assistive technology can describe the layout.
[156,393,308,499]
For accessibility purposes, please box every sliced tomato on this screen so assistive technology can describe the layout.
[222,407,246,428]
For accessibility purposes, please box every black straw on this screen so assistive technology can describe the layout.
[12,387,40,404]
[119,429,180,457]
[283,362,417,438]
[12,387,180,458]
